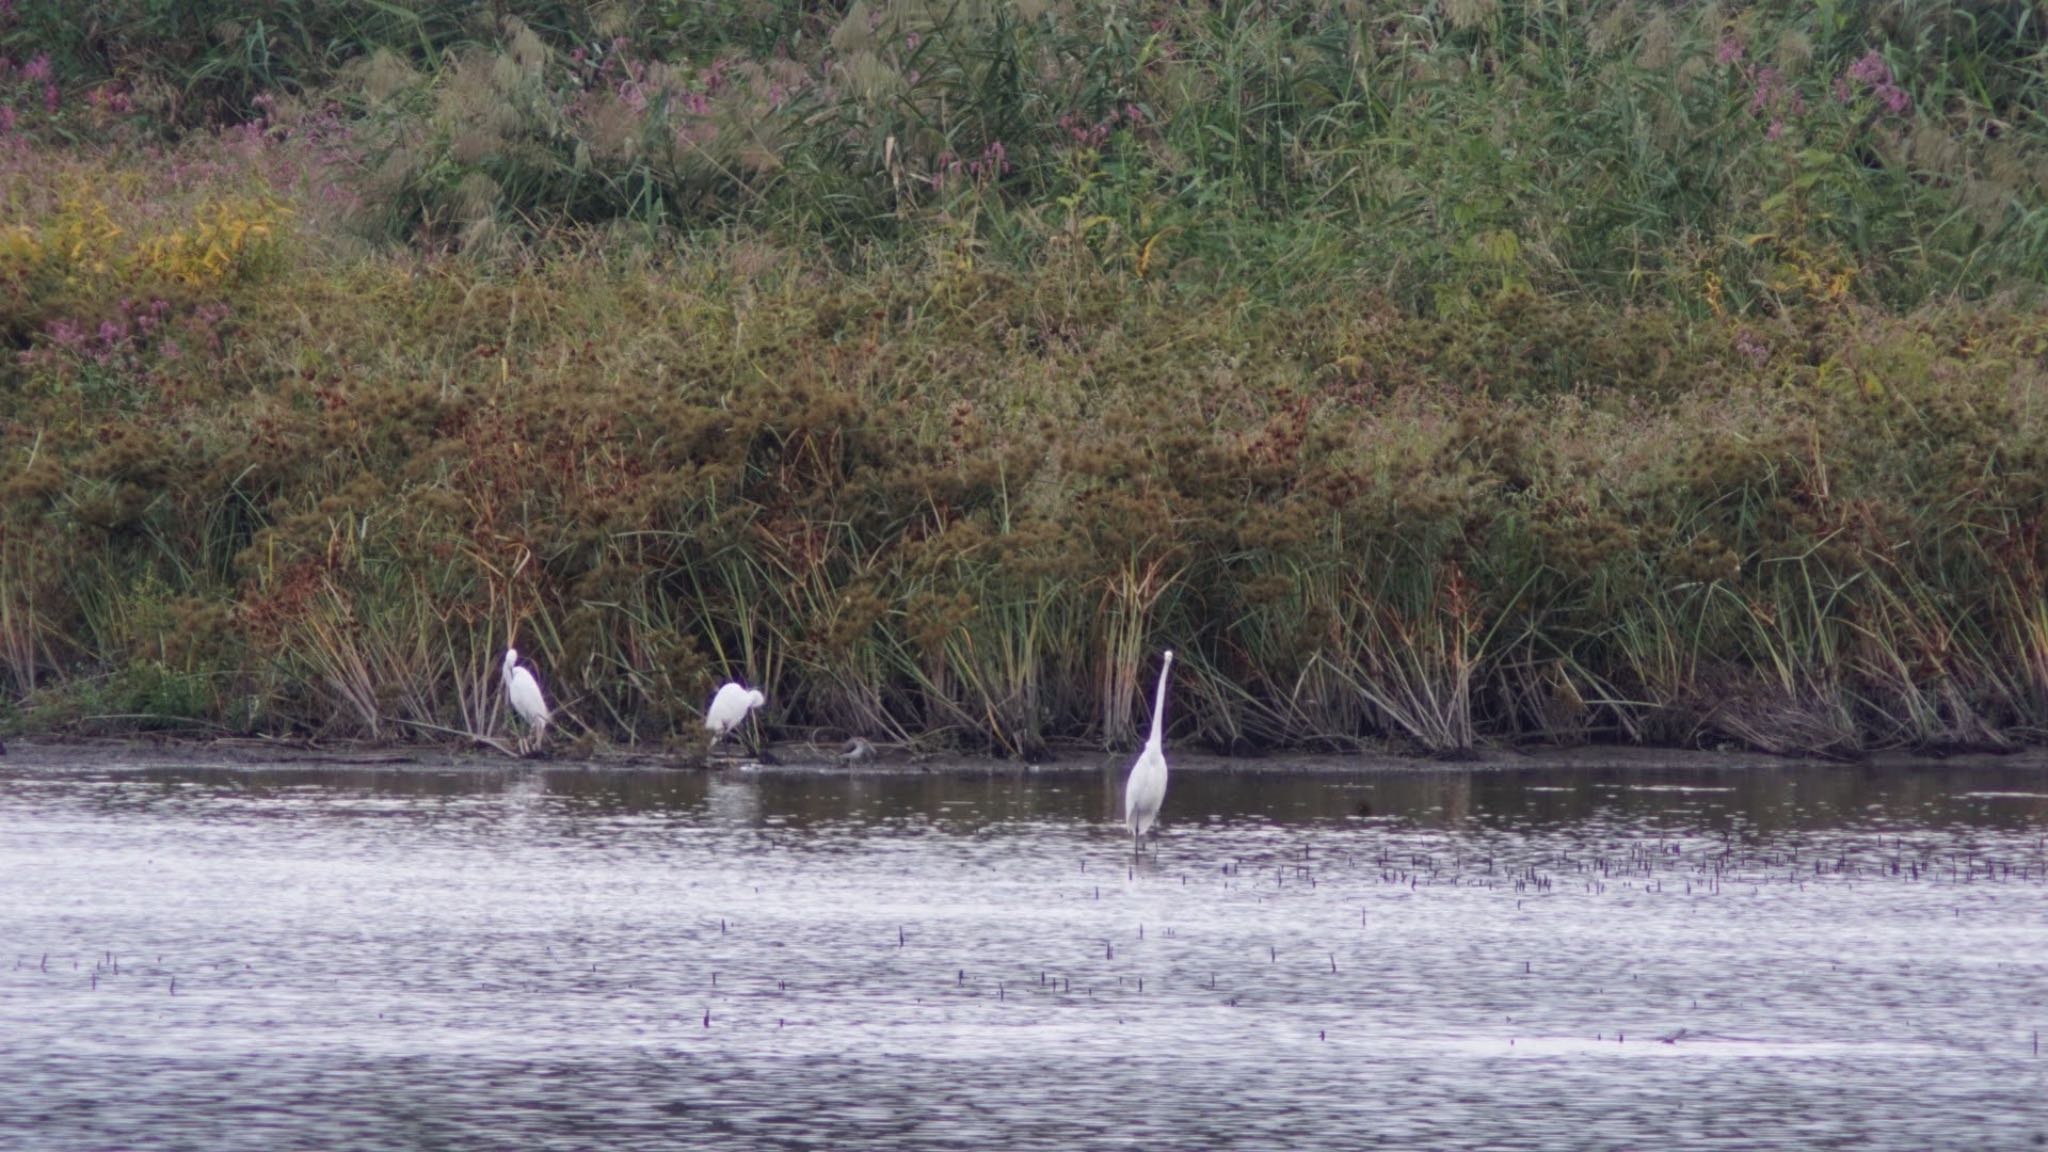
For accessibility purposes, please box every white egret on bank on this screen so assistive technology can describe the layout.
[1123,649,1174,852]
[705,682,767,753]
[501,647,550,756]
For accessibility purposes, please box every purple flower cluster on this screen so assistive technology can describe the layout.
[1711,41,1808,145]
[25,52,54,112]
[969,139,1008,179]
[0,51,61,129]
[29,299,231,374]
[929,139,1013,187]
[1835,49,1911,116]
[85,83,132,115]
[192,301,231,354]
[1746,66,1804,140]
[1056,103,1144,150]
[565,38,796,155]
[38,299,172,370]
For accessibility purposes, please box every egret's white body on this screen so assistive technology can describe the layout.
[502,647,550,755]
[705,682,767,745]
[1123,649,1174,850]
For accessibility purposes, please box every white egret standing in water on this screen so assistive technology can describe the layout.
[1123,649,1174,853]
[705,682,767,755]
[501,647,550,756]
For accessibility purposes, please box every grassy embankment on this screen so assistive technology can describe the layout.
[2,0,2046,758]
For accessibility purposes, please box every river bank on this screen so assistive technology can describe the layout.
[4,1,2046,759]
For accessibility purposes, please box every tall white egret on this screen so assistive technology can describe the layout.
[1123,649,1174,853]
[705,682,767,752]
[501,647,550,756]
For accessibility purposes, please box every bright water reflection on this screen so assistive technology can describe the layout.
[2,754,2045,1150]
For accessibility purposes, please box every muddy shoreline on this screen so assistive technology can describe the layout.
[4,734,2044,777]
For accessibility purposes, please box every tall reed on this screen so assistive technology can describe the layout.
[4,3,2047,756]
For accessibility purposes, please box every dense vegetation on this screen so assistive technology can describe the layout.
[2,0,2046,757]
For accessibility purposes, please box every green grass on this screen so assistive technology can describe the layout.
[14,1,2048,306]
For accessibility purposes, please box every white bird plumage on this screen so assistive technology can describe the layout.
[501,647,550,756]
[705,681,767,748]
[1123,649,1174,851]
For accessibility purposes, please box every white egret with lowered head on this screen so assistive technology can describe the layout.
[705,682,767,753]
[501,647,550,756]
[1123,649,1174,852]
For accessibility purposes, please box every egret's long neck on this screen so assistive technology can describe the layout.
[1145,654,1173,751]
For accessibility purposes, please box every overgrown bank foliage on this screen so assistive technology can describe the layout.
[2,0,2046,756]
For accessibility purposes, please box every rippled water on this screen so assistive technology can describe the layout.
[3,748,2046,1150]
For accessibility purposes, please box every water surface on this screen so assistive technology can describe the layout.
[2,751,2045,1149]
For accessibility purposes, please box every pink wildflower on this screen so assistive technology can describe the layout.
[1748,67,1782,115]
[1838,49,1912,117]
[1847,50,1891,87]
[47,318,87,350]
